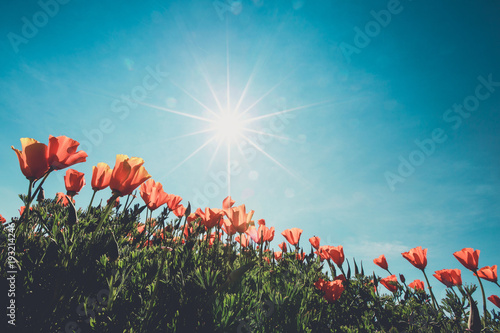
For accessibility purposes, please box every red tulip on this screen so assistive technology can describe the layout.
[475,265,497,283]
[373,254,388,270]
[408,279,425,291]
[47,135,87,170]
[12,138,50,181]
[64,169,85,195]
[296,252,305,261]
[91,162,112,191]
[281,228,303,246]
[322,280,345,303]
[316,246,330,261]
[453,248,480,271]
[327,245,345,267]
[140,179,169,211]
[402,246,427,270]
[380,275,398,293]
[488,295,500,309]
[309,236,320,250]
[56,192,75,207]
[0,214,5,224]
[433,269,462,288]
[314,278,325,290]
[109,155,151,196]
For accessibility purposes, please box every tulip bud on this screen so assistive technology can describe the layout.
[399,274,406,284]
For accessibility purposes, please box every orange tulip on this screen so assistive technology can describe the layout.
[165,193,183,211]
[137,223,146,234]
[56,192,75,207]
[453,248,480,271]
[235,233,249,248]
[12,138,50,181]
[489,295,500,309]
[433,269,462,288]
[309,236,320,250]
[373,254,388,270]
[64,169,85,195]
[380,275,398,293]
[322,280,345,303]
[0,214,6,224]
[109,155,151,196]
[281,228,303,246]
[221,220,237,236]
[408,279,425,291]
[91,162,112,191]
[327,245,345,267]
[274,251,283,260]
[402,246,427,270]
[296,252,305,261]
[195,207,224,229]
[222,196,235,210]
[246,222,275,244]
[278,241,287,253]
[47,135,87,170]
[475,265,497,283]
[172,204,186,217]
[225,204,254,234]
[316,246,330,261]
[140,179,169,211]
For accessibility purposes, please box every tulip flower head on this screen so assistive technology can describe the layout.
[380,275,398,293]
[91,162,112,191]
[327,245,345,267]
[309,236,320,250]
[47,135,88,170]
[489,295,500,309]
[453,248,480,271]
[321,280,345,303]
[408,279,425,291]
[433,269,462,288]
[56,192,75,207]
[373,254,388,271]
[12,138,50,181]
[64,169,85,196]
[278,241,287,253]
[196,207,224,229]
[110,155,151,196]
[0,214,6,224]
[140,179,169,211]
[225,204,254,234]
[281,228,303,246]
[475,265,497,283]
[402,246,428,270]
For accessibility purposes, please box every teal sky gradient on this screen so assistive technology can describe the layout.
[1,0,499,308]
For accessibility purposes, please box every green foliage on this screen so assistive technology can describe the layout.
[1,198,499,332]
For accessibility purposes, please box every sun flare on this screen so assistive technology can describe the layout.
[212,112,244,143]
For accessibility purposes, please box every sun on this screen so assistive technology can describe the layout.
[211,112,244,143]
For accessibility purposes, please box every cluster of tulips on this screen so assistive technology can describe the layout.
[3,135,500,328]
[371,247,499,316]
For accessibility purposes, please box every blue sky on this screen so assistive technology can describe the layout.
[1,0,500,308]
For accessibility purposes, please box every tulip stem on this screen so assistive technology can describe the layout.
[87,190,97,214]
[95,193,119,233]
[475,270,488,319]
[422,269,439,311]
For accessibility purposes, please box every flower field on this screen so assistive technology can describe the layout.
[1,135,500,332]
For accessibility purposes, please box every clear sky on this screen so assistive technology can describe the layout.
[1,0,499,308]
